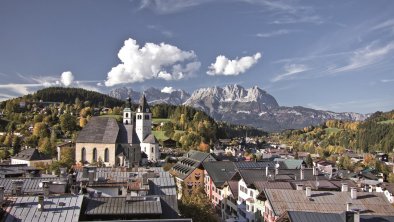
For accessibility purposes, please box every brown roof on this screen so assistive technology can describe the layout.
[265,189,394,217]
[254,181,293,192]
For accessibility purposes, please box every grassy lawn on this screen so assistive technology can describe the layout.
[153,130,185,141]
[99,114,122,118]
[378,120,394,124]
[152,118,171,124]
[325,127,341,134]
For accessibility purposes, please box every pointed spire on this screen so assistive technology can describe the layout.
[138,94,150,113]
[125,97,132,109]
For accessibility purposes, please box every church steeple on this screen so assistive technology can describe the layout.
[135,94,152,142]
[123,97,132,125]
[138,94,150,113]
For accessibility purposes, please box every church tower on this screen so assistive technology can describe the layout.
[123,97,132,125]
[135,94,151,142]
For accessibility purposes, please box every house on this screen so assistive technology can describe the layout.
[262,188,394,222]
[75,95,160,167]
[11,148,52,167]
[0,164,41,178]
[170,150,216,198]
[1,195,83,222]
[56,141,75,161]
[74,166,176,198]
[203,161,237,218]
[279,211,394,222]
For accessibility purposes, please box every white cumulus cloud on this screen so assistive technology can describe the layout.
[60,71,74,87]
[105,38,200,87]
[207,52,262,76]
[161,86,175,93]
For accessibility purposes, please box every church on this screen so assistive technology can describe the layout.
[75,95,160,167]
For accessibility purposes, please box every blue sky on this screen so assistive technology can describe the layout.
[0,0,393,114]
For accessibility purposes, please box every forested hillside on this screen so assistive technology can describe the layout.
[150,104,267,150]
[275,110,394,156]
[30,87,124,107]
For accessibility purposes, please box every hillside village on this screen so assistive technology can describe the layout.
[0,91,393,222]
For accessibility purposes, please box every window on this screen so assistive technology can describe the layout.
[137,115,142,120]
[151,147,154,153]
[81,148,86,162]
[125,120,128,125]
[93,148,97,162]
[104,148,109,162]
[250,190,253,197]
[145,114,149,120]
[125,113,129,118]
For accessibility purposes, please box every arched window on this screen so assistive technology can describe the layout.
[125,113,129,118]
[93,148,97,162]
[125,120,128,125]
[104,148,109,162]
[82,147,86,162]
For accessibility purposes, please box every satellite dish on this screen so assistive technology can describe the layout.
[275,163,280,169]
[37,203,42,209]
[39,182,43,188]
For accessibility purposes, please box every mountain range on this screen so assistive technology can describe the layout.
[109,85,367,132]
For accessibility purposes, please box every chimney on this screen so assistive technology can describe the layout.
[88,170,95,185]
[12,180,24,196]
[342,183,348,192]
[313,167,317,176]
[346,202,352,211]
[300,165,305,180]
[352,209,360,222]
[350,187,357,200]
[296,184,303,191]
[305,186,311,198]
[265,166,269,177]
[37,195,44,211]
[142,173,148,185]
[0,186,4,204]
[42,181,50,197]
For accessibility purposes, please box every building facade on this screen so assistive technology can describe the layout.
[75,95,159,167]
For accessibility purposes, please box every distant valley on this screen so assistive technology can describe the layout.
[109,85,368,132]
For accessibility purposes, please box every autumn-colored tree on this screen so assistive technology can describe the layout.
[79,117,87,128]
[364,153,376,167]
[179,186,218,222]
[198,141,210,152]
[38,137,53,156]
[33,122,48,138]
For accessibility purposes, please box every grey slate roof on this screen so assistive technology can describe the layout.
[287,211,394,222]
[117,124,140,144]
[84,196,163,216]
[203,161,236,187]
[171,151,216,180]
[2,195,83,222]
[254,181,293,192]
[227,180,239,199]
[264,189,394,217]
[142,134,158,144]
[12,148,51,161]
[287,211,345,222]
[0,164,39,178]
[234,161,275,169]
[0,177,61,195]
[76,117,119,144]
